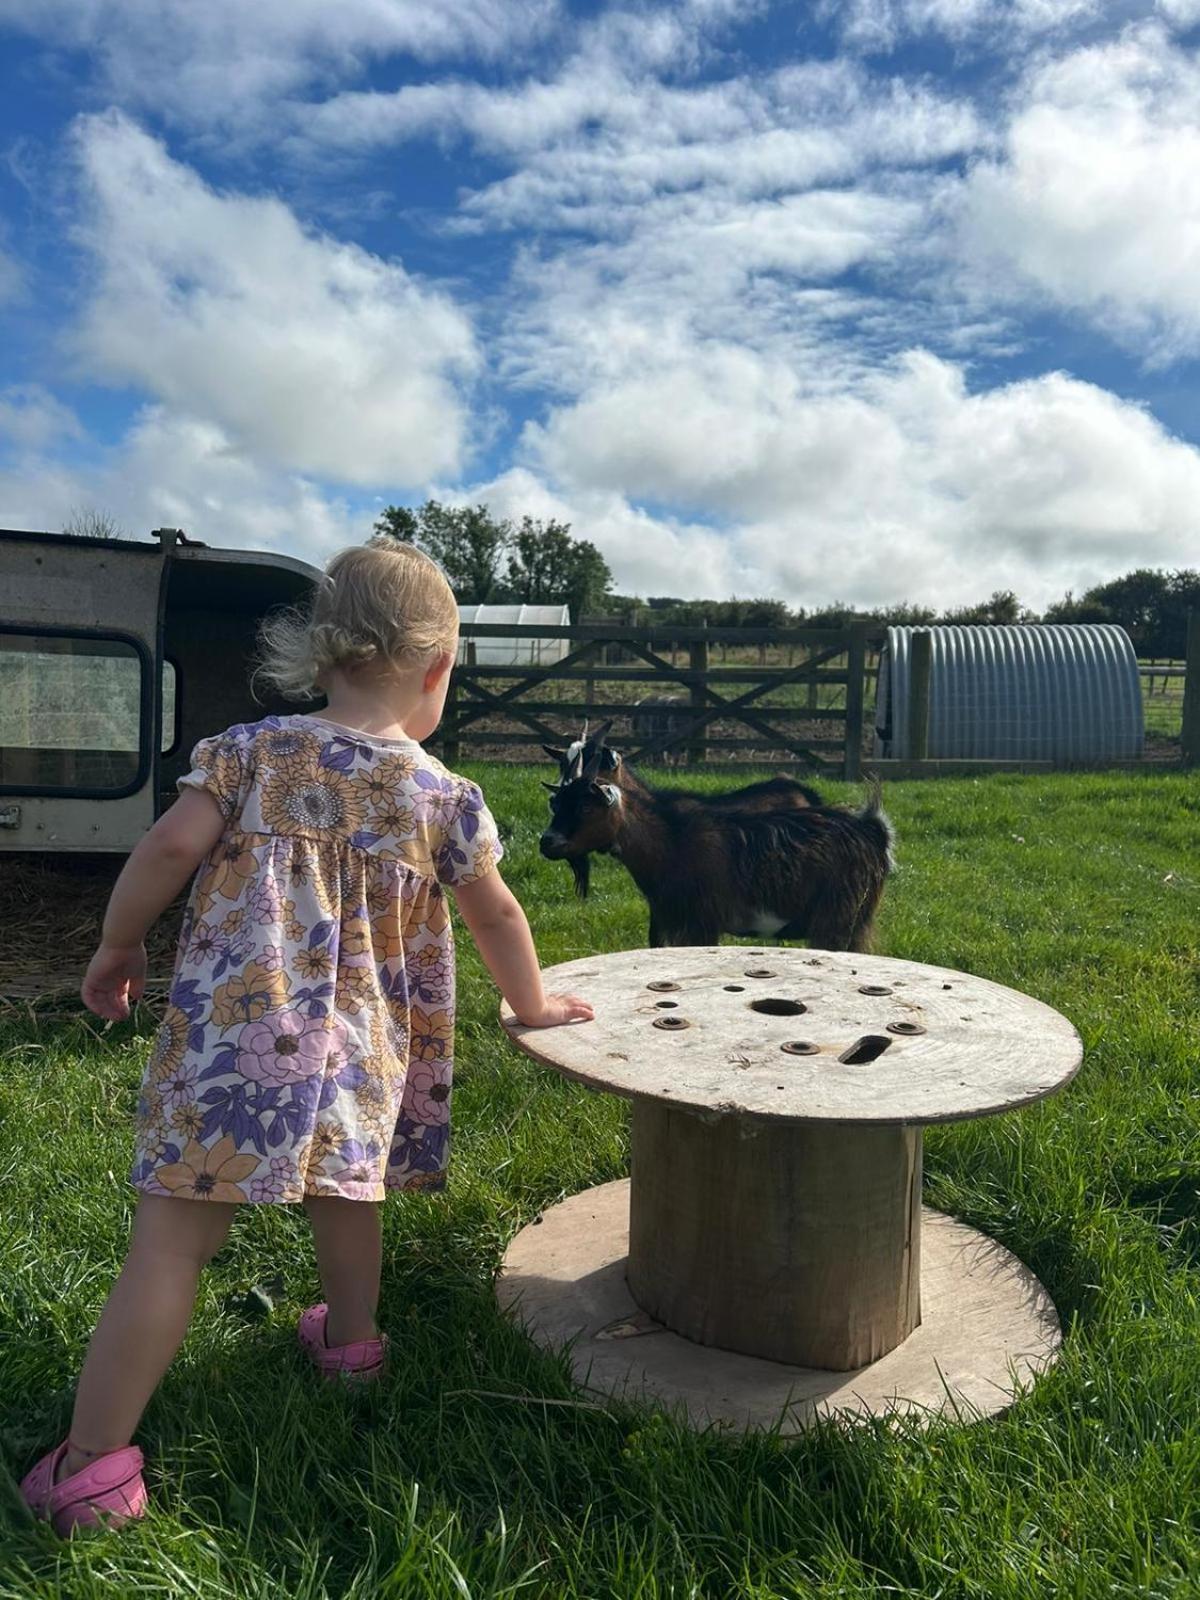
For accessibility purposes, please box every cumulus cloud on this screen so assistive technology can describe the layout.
[69,112,479,487]
[519,348,1200,608]
[0,406,363,563]
[0,0,560,133]
[959,25,1200,359]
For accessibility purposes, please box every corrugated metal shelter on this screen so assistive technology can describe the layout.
[457,603,570,666]
[873,624,1144,761]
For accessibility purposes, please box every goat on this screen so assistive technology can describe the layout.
[539,724,890,951]
[631,694,689,763]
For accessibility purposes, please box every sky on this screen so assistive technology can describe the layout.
[1,0,1199,612]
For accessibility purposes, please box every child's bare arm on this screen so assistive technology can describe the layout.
[452,869,594,1029]
[81,789,227,1020]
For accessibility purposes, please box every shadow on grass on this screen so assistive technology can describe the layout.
[1124,1172,1200,1271]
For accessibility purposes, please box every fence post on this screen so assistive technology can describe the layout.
[844,626,866,782]
[909,631,932,762]
[443,651,463,766]
[688,631,709,766]
[1182,611,1200,768]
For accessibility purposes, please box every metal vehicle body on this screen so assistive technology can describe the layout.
[0,527,319,853]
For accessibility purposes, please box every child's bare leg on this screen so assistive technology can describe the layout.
[303,1196,382,1347]
[63,1194,236,1479]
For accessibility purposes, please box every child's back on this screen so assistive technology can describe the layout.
[138,711,502,1207]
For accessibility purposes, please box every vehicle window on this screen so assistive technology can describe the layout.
[0,632,146,793]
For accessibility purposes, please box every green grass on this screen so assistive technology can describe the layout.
[3,764,1200,1597]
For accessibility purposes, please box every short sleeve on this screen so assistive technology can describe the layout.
[435,780,504,887]
[176,731,248,822]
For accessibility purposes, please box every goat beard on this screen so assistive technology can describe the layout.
[569,854,591,900]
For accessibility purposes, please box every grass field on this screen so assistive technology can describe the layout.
[2,763,1200,1597]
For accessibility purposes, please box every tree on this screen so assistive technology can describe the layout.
[504,517,613,619]
[372,501,511,603]
[62,507,125,540]
[1043,568,1200,655]
[940,589,1034,626]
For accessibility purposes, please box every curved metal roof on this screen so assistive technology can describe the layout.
[874,624,1144,761]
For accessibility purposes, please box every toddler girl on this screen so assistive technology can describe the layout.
[21,541,593,1535]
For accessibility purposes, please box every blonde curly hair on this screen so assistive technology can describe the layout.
[257,540,459,701]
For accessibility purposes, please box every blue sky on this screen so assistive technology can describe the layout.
[1,0,1199,609]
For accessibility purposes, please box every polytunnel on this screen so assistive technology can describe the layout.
[872,624,1144,762]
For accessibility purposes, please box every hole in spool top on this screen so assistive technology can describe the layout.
[887,1020,926,1036]
[781,1040,819,1056]
[749,997,808,1017]
[858,984,893,997]
[654,1000,678,1010]
[646,981,680,993]
[652,1015,690,1031]
[744,968,776,979]
[723,984,745,992]
[838,1035,893,1065]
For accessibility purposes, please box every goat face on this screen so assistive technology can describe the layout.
[540,778,623,861]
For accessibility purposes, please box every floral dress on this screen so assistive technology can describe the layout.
[131,714,503,1204]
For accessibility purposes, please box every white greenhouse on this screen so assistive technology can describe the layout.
[457,604,571,666]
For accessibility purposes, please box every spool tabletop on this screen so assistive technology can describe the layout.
[501,947,1082,1125]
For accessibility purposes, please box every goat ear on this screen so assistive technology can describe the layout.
[599,784,621,807]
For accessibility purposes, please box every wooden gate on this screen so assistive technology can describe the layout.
[435,622,871,778]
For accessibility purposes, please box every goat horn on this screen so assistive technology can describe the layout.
[541,780,559,792]
[543,744,567,763]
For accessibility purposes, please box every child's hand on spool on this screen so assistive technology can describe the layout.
[511,993,595,1029]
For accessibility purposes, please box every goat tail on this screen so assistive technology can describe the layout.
[858,770,896,869]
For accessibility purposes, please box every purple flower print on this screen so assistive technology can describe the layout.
[457,784,485,842]
[405,947,451,1006]
[388,1115,449,1175]
[185,921,222,963]
[256,944,287,973]
[250,1155,296,1203]
[247,879,284,927]
[405,1062,452,1125]
[238,1011,334,1086]
[410,769,458,828]
[159,1059,202,1113]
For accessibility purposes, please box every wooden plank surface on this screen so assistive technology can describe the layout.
[502,947,1082,1126]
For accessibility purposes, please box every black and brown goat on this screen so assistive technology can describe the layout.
[539,724,892,951]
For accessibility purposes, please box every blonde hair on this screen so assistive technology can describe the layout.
[257,540,459,700]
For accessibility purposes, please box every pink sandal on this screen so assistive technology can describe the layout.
[20,1441,147,1536]
[297,1304,387,1381]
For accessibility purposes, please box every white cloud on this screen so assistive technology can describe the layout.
[822,0,1103,53]
[517,348,1200,608]
[302,49,982,191]
[0,406,363,563]
[0,386,81,452]
[69,112,479,487]
[1158,0,1200,26]
[959,25,1200,359]
[0,0,560,133]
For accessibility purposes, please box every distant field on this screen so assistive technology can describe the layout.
[3,765,1200,1597]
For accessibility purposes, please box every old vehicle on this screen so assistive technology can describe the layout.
[0,527,319,854]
